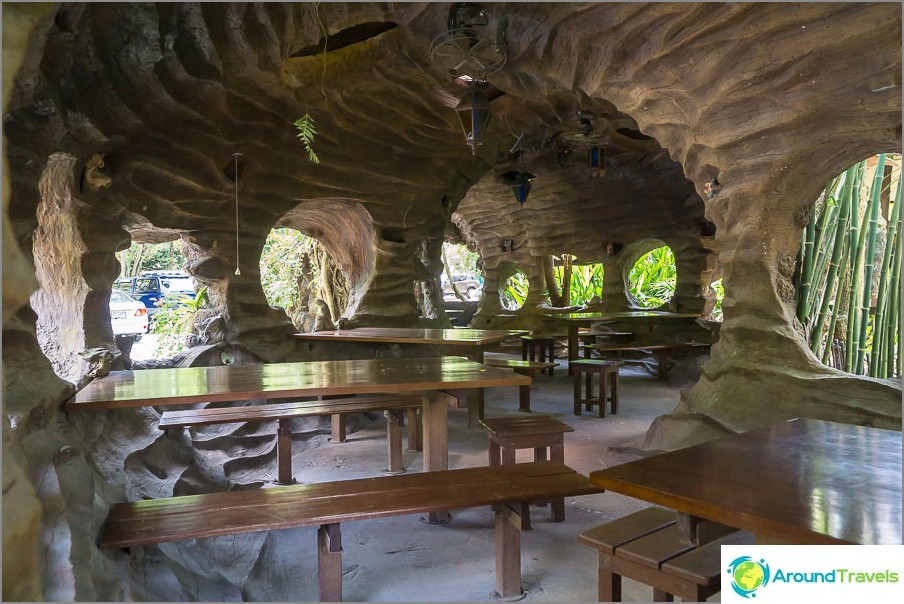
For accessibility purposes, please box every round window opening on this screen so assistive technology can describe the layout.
[500,269,529,311]
[628,245,676,309]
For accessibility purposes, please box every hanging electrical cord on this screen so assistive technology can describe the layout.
[232,152,243,276]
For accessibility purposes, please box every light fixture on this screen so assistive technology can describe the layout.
[500,170,535,207]
[588,145,605,178]
[454,81,491,155]
[232,152,243,276]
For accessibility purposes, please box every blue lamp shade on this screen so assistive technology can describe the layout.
[455,82,491,155]
[588,145,606,178]
[500,170,536,206]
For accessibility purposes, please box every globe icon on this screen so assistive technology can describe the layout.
[733,560,765,591]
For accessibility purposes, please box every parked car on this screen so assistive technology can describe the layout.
[441,274,482,299]
[114,272,195,315]
[109,289,149,338]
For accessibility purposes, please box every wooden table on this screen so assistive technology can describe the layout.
[589,418,902,544]
[67,356,530,521]
[292,328,528,425]
[544,311,700,372]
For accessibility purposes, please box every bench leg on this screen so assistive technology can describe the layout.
[385,410,405,474]
[598,371,607,418]
[599,553,622,602]
[330,414,346,443]
[275,419,296,486]
[467,388,484,429]
[495,503,524,600]
[549,441,565,522]
[567,325,579,375]
[406,408,423,452]
[318,523,343,602]
[609,371,619,415]
[546,344,555,376]
[521,339,529,361]
[573,372,583,415]
[518,384,531,413]
[657,351,668,381]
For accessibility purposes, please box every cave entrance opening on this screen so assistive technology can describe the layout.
[793,153,902,378]
[260,227,350,332]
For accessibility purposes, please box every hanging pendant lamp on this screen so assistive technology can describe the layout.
[454,80,491,155]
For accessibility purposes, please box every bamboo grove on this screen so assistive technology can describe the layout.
[794,154,902,378]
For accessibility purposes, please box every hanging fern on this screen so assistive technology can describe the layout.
[293,113,320,164]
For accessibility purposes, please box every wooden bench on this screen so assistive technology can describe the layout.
[578,507,754,601]
[585,342,711,380]
[159,394,423,485]
[482,358,558,412]
[99,461,602,601]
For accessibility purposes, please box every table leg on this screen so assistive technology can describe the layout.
[598,370,607,418]
[657,350,668,381]
[463,350,485,429]
[550,438,565,521]
[599,553,623,603]
[495,503,524,600]
[405,408,423,452]
[518,384,531,413]
[385,410,405,474]
[568,324,579,375]
[331,414,346,443]
[317,523,343,602]
[422,391,451,524]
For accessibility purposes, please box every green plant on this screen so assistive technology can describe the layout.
[118,240,186,277]
[711,278,725,320]
[552,261,604,305]
[500,270,529,310]
[294,113,320,164]
[151,287,209,357]
[628,247,676,308]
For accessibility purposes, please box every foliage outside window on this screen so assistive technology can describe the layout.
[117,240,187,277]
[553,260,604,306]
[794,153,901,378]
[500,269,529,310]
[151,287,208,357]
[628,246,676,308]
[259,228,349,330]
[710,278,724,321]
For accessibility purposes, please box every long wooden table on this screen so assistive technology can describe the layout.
[544,311,700,373]
[292,328,528,425]
[66,356,530,521]
[589,418,902,544]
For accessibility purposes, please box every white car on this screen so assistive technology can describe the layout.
[110,289,149,338]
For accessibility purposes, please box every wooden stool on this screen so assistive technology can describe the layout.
[520,335,557,376]
[571,359,623,417]
[578,508,755,601]
[479,415,575,529]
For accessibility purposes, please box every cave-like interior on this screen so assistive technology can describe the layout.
[2,2,901,601]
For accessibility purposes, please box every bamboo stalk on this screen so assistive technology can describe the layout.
[855,154,886,374]
[798,207,818,322]
[822,235,850,365]
[810,172,853,355]
[869,175,901,377]
[888,198,903,377]
[844,162,866,372]
[805,200,841,319]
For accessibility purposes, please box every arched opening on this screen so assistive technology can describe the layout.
[500,267,529,311]
[627,245,677,309]
[709,278,725,322]
[441,242,482,301]
[794,153,901,378]
[260,227,350,332]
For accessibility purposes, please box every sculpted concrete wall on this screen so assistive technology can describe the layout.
[2,2,900,599]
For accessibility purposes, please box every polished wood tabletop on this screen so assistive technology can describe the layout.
[292,327,527,346]
[548,311,701,323]
[589,418,902,545]
[65,356,531,411]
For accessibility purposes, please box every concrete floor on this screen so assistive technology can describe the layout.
[41,358,720,602]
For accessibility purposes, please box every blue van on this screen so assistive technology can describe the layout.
[114,272,196,315]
